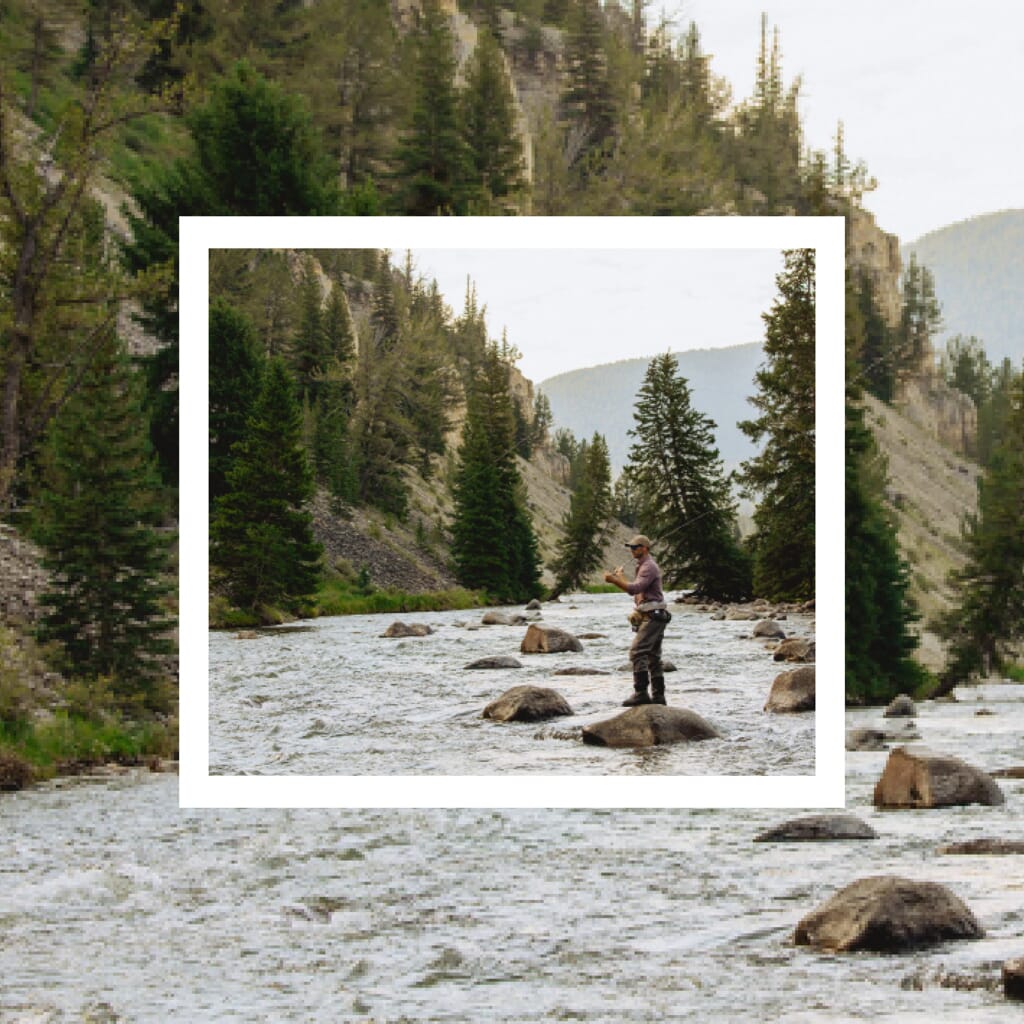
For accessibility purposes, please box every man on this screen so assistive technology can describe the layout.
[603,534,671,706]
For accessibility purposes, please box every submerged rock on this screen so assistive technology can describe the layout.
[553,666,610,676]
[380,622,435,638]
[481,611,527,626]
[884,694,917,718]
[463,656,522,670]
[754,814,878,843]
[520,624,583,654]
[482,686,572,723]
[991,766,1024,779]
[764,665,815,713]
[846,728,888,751]
[581,705,721,748]
[938,838,1024,855]
[873,746,1005,808]
[793,875,984,952]
[525,599,542,611]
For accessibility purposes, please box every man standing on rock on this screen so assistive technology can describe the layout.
[604,535,671,706]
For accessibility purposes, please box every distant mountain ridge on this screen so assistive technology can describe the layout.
[538,342,765,476]
[904,209,1024,366]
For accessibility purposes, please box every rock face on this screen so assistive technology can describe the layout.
[873,746,1005,808]
[381,622,435,638]
[793,875,984,952]
[752,619,786,639]
[520,624,583,654]
[0,524,49,624]
[482,686,572,723]
[773,638,815,662]
[754,814,878,843]
[581,706,721,748]
[464,656,522,670]
[764,665,815,713]
[884,693,917,718]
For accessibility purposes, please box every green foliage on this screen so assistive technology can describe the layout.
[451,348,542,602]
[893,254,942,386]
[30,342,175,706]
[211,358,323,612]
[737,249,816,600]
[940,378,1024,686]
[627,353,751,600]
[550,432,614,595]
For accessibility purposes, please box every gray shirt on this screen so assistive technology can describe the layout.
[625,554,665,607]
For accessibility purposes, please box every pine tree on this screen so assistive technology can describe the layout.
[392,0,472,214]
[31,341,174,704]
[893,254,942,387]
[852,268,896,403]
[209,300,266,507]
[211,358,322,613]
[291,258,327,402]
[737,248,816,600]
[940,377,1024,687]
[562,0,616,163]
[461,27,525,210]
[627,353,751,601]
[451,348,542,601]
[550,432,614,596]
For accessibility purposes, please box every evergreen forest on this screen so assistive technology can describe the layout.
[1,0,1021,787]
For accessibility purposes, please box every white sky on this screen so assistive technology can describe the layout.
[678,0,1023,243]
[409,248,784,383]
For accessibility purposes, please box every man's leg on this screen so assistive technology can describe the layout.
[649,624,667,705]
[624,619,657,706]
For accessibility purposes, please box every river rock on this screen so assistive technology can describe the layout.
[938,838,1024,855]
[520,625,583,654]
[575,632,607,640]
[752,619,786,639]
[235,630,260,640]
[793,875,984,952]
[481,611,526,626]
[773,638,815,662]
[581,706,721,748]
[991,766,1024,779]
[380,621,434,638]
[553,666,610,676]
[764,665,815,713]
[463,656,523,670]
[525,599,542,610]
[617,660,677,673]
[873,746,1005,808]
[482,686,572,723]
[846,728,888,751]
[884,694,917,718]
[726,608,760,621]
[1004,958,1024,1001]
[754,814,878,843]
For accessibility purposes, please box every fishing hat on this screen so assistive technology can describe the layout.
[625,535,651,549]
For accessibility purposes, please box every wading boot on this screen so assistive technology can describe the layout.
[651,675,667,705]
[622,671,653,707]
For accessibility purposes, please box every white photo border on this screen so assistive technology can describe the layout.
[179,216,845,809]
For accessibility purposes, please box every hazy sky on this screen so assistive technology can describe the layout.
[410,248,785,384]
[680,0,1022,243]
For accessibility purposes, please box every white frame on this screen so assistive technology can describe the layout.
[179,216,846,809]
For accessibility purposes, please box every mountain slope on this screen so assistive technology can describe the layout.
[904,209,1024,366]
[538,343,765,475]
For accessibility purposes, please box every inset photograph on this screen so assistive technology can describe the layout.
[182,217,844,805]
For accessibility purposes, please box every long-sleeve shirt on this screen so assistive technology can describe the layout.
[625,554,665,608]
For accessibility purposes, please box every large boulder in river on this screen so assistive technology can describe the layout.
[520,624,583,654]
[582,706,721,748]
[873,746,1005,808]
[883,693,917,718]
[380,621,434,638]
[793,875,984,952]
[464,656,522,670]
[752,619,786,639]
[764,665,815,713]
[754,814,877,843]
[482,686,572,723]
[773,638,815,662]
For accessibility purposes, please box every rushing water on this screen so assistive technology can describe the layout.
[208,595,816,776]
[3,684,1023,1021]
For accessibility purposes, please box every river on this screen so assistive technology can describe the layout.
[2,683,1022,1021]
[208,594,816,776]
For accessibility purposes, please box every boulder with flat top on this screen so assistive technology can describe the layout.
[764,665,815,712]
[520,624,583,654]
[793,875,984,952]
[581,705,721,748]
[381,621,434,638]
[873,746,1005,808]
